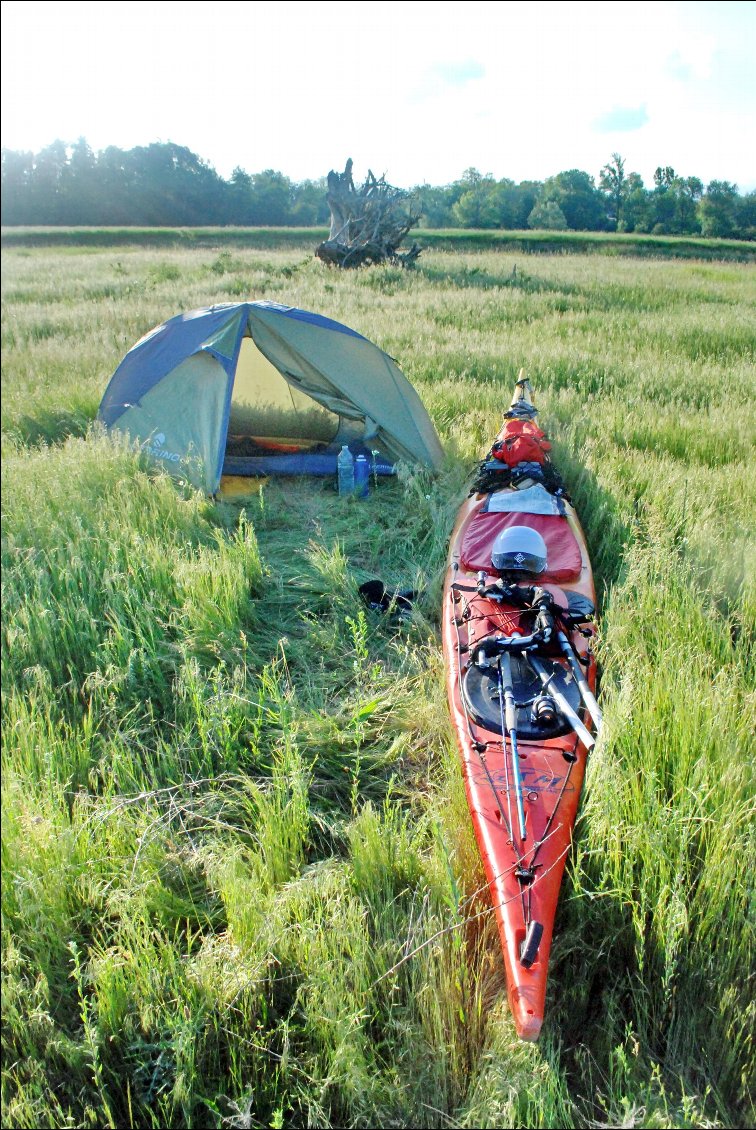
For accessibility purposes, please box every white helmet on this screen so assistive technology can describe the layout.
[492,525,548,575]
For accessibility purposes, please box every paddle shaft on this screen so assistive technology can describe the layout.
[499,652,528,841]
[528,655,595,750]
[556,630,603,734]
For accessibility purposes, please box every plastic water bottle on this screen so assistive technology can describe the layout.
[337,445,354,496]
[354,455,369,499]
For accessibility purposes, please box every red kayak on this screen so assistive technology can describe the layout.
[442,377,602,1040]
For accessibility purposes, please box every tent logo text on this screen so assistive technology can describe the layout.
[142,433,181,463]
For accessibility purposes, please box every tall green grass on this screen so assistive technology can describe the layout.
[2,243,754,1128]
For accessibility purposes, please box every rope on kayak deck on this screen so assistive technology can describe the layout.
[449,577,534,929]
[448,572,585,939]
[370,838,571,988]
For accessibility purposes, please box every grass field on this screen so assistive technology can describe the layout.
[2,237,754,1129]
[3,226,755,261]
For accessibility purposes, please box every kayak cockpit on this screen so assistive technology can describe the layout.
[463,651,581,740]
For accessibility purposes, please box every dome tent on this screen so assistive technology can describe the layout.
[99,301,444,493]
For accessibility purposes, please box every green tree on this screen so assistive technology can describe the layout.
[540,169,607,230]
[649,170,702,234]
[227,167,255,224]
[446,169,491,227]
[508,181,542,229]
[599,153,627,230]
[734,190,756,239]
[698,180,740,237]
[97,145,136,225]
[248,169,293,225]
[674,176,703,233]
[127,142,226,224]
[621,172,651,232]
[452,171,500,228]
[29,139,68,223]
[486,179,542,229]
[290,178,329,226]
[415,183,458,227]
[528,200,567,230]
[654,166,676,189]
[61,137,98,224]
[0,148,35,224]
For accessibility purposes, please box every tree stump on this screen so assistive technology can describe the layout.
[316,159,421,268]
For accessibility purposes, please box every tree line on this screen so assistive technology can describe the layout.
[2,140,754,239]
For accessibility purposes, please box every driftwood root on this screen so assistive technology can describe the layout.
[316,159,421,269]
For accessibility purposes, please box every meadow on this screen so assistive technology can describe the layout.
[3,226,755,261]
[1,238,754,1129]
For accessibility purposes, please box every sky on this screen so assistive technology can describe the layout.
[1,0,754,191]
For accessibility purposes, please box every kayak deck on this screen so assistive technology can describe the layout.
[442,489,598,1040]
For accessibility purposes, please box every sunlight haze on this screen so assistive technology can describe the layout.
[1,0,754,190]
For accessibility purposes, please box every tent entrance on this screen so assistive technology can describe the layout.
[226,335,339,456]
